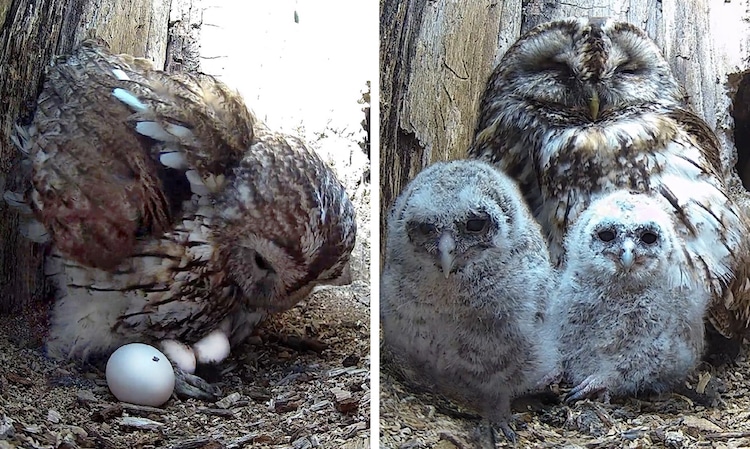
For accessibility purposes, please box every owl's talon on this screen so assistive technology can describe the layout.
[535,367,563,390]
[495,421,518,443]
[173,367,222,402]
[565,375,607,403]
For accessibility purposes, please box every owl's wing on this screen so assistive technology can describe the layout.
[664,109,750,338]
[22,40,174,270]
[110,62,255,189]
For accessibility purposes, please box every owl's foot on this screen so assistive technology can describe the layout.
[471,419,516,447]
[160,329,231,402]
[173,367,222,401]
[565,375,610,403]
[495,420,518,443]
[485,406,517,442]
[535,367,563,390]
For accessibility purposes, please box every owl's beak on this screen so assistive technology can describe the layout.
[589,90,600,121]
[438,232,456,279]
[620,240,635,268]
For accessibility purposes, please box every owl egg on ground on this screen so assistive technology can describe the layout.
[105,343,175,406]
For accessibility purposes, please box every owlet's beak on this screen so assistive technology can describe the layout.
[589,90,600,121]
[438,232,456,279]
[620,240,635,269]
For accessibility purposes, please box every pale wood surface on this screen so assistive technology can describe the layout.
[0,0,170,312]
[379,0,750,259]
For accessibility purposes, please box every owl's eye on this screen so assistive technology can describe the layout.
[640,231,658,244]
[616,63,641,75]
[255,253,273,272]
[416,222,437,235]
[465,218,489,233]
[597,229,616,242]
[537,59,573,77]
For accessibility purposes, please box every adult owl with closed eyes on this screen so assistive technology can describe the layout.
[469,17,750,340]
[6,39,356,395]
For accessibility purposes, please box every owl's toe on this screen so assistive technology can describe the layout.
[565,375,608,403]
[496,421,518,443]
[173,367,222,402]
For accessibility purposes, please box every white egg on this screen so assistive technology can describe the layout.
[106,343,175,407]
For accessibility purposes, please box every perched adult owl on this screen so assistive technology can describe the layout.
[380,160,558,441]
[551,190,709,401]
[469,17,750,340]
[8,40,356,387]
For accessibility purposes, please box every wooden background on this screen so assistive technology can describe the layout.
[0,0,373,315]
[0,0,190,313]
[379,0,750,259]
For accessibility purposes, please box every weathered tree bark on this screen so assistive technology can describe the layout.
[0,0,171,313]
[379,0,750,258]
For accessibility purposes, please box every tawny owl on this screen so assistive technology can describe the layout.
[551,190,709,402]
[380,160,558,441]
[469,17,750,340]
[7,40,356,388]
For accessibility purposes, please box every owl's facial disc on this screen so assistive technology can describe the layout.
[596,224,660,271]
[407,212,493,277]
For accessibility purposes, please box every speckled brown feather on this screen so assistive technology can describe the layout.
[469,17,750,339]
[14,39,357,364]
[28,40,172,269]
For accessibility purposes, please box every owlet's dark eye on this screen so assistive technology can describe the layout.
[640,231,658,245]
[465,218,488,233]
[417,222,436,235]
[597,229,616,242]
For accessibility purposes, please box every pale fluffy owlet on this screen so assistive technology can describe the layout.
[380,159,558,441]
[469,17,750,339]
[551,190,710,401]
[7,40,356,382]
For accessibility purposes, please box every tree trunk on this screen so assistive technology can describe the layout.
[379,0,750,258]
[0,0,171,313]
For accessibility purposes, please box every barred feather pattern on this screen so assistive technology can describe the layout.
[15,39,356,367]
[469,17,750,338]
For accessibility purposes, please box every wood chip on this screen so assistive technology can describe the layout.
[341,421,367,439]
[0,415,14,439]
[121,402,168,415]
[84,424,116,449]
[169,437,226,449]
[76,390,99,406]
[6,372,33,386]
[335,397,359,414]
[310,400,332,411]
[225,433,259,448]
[331,386,352,402]
[92,404,123,422]
[706,431,750,440]
[116,416,163,431]
[292,436,312,449]
[197,408,235,418]
[215,392,242,409]
[682,415,723,433]
[46,408,61,423]
[273,399,300,413]
[342,354,360,367]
